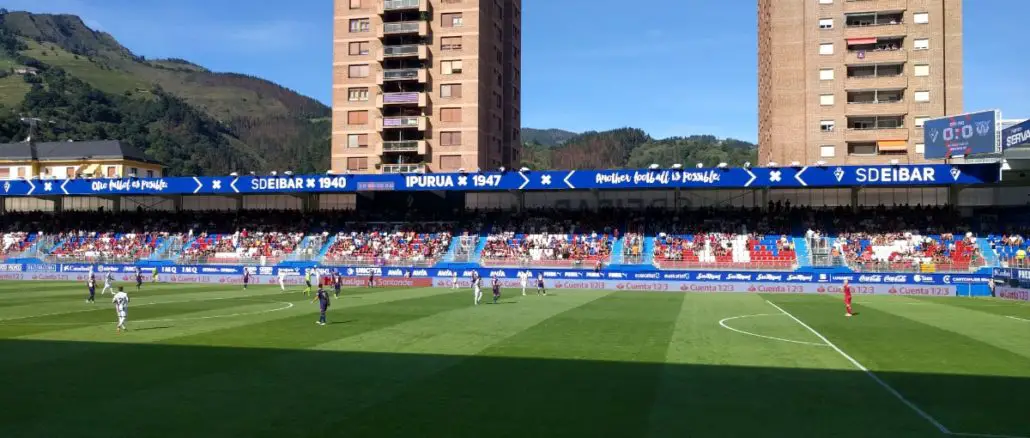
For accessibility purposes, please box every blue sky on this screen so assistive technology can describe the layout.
[7,0,1030,142]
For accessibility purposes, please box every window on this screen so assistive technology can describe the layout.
[346,157,368,171]
[915,143,925,154]
[349,18,370,33]
[442,13,463,27]
[441,60,463,75]
[820,94,835,106]
[819,0,833,4]
[106,167,115,178]
[440,83,463,98]
[915,116,929,127]
[347,110,368,125]
[348,41,370,56]
[820,145,836,158]
[914,38,929,50]
[914,90,930,102]
[440,131,462,146]
[146,170,154,178]
[441,36,462,51]
[350,0,362,8]
[130,168,138,177]
[819,43,834,55]
[348,87,369,101]
[914,64,930,77]
[348,64,370,78]
[347,134,369,148]
[0,168,8,179]
[820,120,835,132]
[849,143,877,155]
[819,68,834,80]
[819,18,833,29]
[913,12,929,24]
[440,108,462,123]
[66,167,76,178]
[440,155,462,170]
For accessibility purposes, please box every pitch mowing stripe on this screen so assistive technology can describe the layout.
[0,287,458,373]
[1,291,472,437]
[312,292,686,438]
[647,293,938,437]
[768,295,1030,438]
[57,289,619,438]
[924,296,1030,320]
[864,297,1030,362]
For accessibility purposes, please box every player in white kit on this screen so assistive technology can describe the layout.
[472,272,483,305]
[451,272,459,289]
[278,271,287,291]
[519,270,529,296]
[101,272,115,295]
[112,287,129,333]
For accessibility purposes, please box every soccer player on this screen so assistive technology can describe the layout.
[151,268,159,283]
[451,272,459,289]
[333,272,342,298]
[367,271,375,288]
[472,271,482,306]
[86,276,96,304]
[536,273,547,296]
[843,279,853,317]
[101,272,115,295]
[519,270,529,296]
[492,275,501,304]
[112,287,129,333]
[304,270,313,297]
[134,267,143,292]
[278,270,287,292]
[242,268,250,290]
[311,286,330,326]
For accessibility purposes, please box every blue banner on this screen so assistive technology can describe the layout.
[0,163,1001,197]
[923,110,1001,158]
[1002,119,1030,150]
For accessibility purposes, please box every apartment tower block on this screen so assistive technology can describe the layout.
[332,0,522,174]
[758,0,962,165]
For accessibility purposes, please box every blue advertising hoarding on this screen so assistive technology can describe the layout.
[0,163,1002,197]
[923,110,1001,158]
[1002,119,1030,150]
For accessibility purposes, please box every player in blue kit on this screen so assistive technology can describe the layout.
[333,272,342,298]
[86,277,96,303]
[491,275,501,304]
[243,268,250,290]
[536,273,547,296]
[134,267,143,291]
[311,286,330,325]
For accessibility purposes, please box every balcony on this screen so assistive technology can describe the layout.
[845,128,909,142]
[846,100,907,116]
[844,0,910,13]
[378,0,428,13]
[377,68,427,84]
[376,92,426,107]
[846,48,906,64]
[378,116,427,131]
[844,22,905,40]
[377,21,428,38]
[381,163,426,173]
[381,140,428,154]
[845,74,908,90]
[378,44,428,61]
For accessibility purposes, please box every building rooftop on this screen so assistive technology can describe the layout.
[0,140,160,165]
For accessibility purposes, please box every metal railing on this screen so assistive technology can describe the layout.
[383,68,421,81]
[384,22,420,34]
[382,117,421,128]
[382,141,420,152]
[382,92,420,104]
[654,260,799,271]
[44,254,150,264]
[846,260,983,273]
[177,254,283,266]
[384,0,420,10]
[382,164,426,173]
[479,257,608,269]
[383,44,420,57]
[321,255,437,267]
[452,236,479,262]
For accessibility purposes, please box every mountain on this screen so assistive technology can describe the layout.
[520,128,578,147]
[519,128,757,170]
[0,10,329,175]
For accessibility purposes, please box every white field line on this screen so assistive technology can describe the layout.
[0,301,296,326]
[766,300,1030,438]
[718,314,828,347]
[1004,315,1029,322]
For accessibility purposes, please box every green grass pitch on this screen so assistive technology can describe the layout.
[1,281,1028,438]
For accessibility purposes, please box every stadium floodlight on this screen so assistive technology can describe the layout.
[498,166,506,173]
[889,159,900,165]
[284,171,294,176]
[519,167,530,173]
[229,172,239,177]
[270,171,278,176]
[249,171,257,176]
[695,163,704,169]
[815,161,827,167]
[671,163,683,170]
[458,167,466,173]
[767,162,779,167]
[326,170,335,175]
[743,161,751,169]
[717,162,728,169]
[648,163,660,170]
[790,161,801,167]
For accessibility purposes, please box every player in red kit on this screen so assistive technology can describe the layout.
[843,279,853,317]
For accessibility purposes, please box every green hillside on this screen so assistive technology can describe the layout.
[0,10,329,175]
